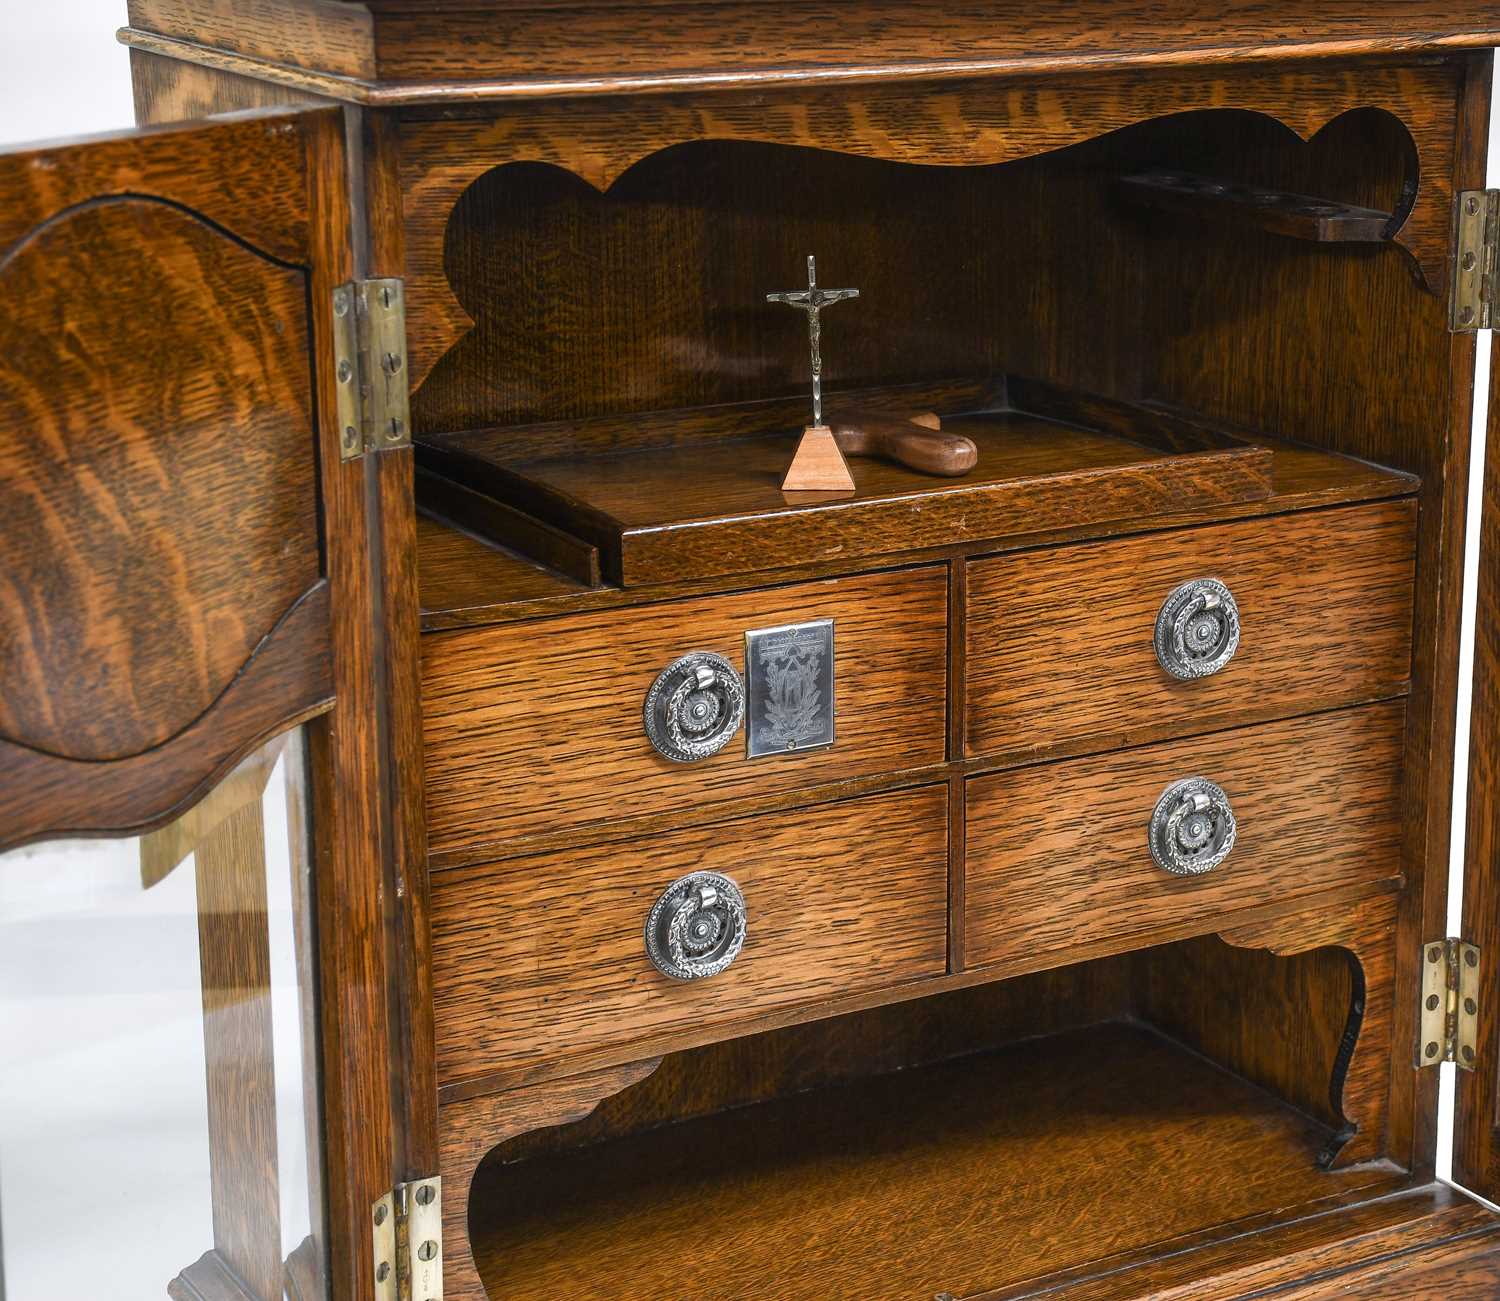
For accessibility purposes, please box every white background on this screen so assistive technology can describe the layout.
[0,0,1496,1280]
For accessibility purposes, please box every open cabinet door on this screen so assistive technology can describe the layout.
[1457,354,1500,1200]
[0,109,413,1301]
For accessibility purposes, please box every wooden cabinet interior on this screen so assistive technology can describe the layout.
[103,5,1500,1295]
[395,53,1478,1297]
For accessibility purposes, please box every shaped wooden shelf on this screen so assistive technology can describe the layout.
[417,378,1274,587]
[1118,169,1397,242]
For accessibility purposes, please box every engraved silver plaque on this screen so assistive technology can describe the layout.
[744,619,835,759]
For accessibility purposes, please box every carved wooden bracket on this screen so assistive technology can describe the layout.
[1218,892,1399,1170]
[438,1057,664,1301]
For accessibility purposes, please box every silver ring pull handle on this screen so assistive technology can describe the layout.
[1154,578,1240,680]
[643,651,745,762]
[1149,776,1237,876]
[644,871,747,980]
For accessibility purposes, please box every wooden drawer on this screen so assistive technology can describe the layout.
[429,785,949,1087]
[964,500,1415,758]
[422,567,947,857]
[964,702,1403,970]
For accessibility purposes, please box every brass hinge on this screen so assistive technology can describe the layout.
[1417,939,1481,1070]
[333,278,411,460]
[372,1176,443,1301]
[1451,190,1500,331]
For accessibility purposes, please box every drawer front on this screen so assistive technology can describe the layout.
[422,567,947,856]
[965,500,1414,758]
[430,785,949,1085]
[964,702,1403,969]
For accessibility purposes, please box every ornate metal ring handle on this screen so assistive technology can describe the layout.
[643,651,745,762]
[1149,776,1237,876]
[1154,578,1241,680]
[644,871,747,980]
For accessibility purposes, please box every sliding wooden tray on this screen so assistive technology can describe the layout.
[417,377,1273,587]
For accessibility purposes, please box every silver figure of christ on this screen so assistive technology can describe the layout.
[766,255,860,426]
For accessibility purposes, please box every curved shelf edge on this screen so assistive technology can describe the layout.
[0,580,332,856]
[437,1056,664,1301]
[1218,891,1400,1172]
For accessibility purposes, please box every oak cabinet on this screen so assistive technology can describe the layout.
[9,3,1500,1299]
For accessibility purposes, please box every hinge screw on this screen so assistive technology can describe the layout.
[337,358,354,384]
[375,1262,390,1283]
[383,351,403,374]
[387,417,406,443]
[373,1203,387,1226]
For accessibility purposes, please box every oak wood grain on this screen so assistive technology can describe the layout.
[1117,168,1398,242]
[120,4,1500,105]
[965,703,1406,969]
[416,441,1416,631]
[297,107,405,1301]
[440,419,1267,589]
[0,584,330,855]
[420,396,1274,587]
[1138,49,1486,1180]
[400,74,1443,402]
[0,110,337,853]
[442,961,1130,1299]
[429,785,948,1086]
[1141,895,1399,1173]
[194,798,282,1301]
[127,0,377,79]
[441,871,1400,1104]
[438,1058,664,1301]
[968,1184,1494,1300]
[0,198,317,760]
[464,1022,1396,1301]
[965,500,1416,758]
[1454,263,1500,1203]
[1242,1225,1500,1300]
[0,110,312,262]
[421,566,947,859]
[129,48,330,124]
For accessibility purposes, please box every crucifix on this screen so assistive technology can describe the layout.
[767,254,860,493]
[767,254,860,428]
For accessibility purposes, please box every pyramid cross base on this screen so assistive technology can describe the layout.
[780,424,855,493]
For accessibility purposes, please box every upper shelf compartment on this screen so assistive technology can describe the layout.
[411,103,1429,589]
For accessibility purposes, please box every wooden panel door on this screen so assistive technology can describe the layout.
[0,110,332,849]
[0,109,426,1300]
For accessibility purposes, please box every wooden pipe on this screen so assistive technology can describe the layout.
[825,408,978,477]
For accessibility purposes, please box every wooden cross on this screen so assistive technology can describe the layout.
[767,255,860,427]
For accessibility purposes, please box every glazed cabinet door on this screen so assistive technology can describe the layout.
[1457,353,1500,1201]
[0,109,390,1301]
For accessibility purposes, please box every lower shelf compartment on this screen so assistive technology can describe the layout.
[466,1020,1397,1300]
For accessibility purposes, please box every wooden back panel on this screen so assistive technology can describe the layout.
[407,91,1424,438]
[0,112,336,851]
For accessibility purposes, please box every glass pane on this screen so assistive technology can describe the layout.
[0,730,325,1301]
